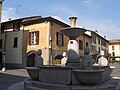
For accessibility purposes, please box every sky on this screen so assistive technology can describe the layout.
[1,0,120,40]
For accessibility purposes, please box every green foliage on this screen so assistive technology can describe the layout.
[53,59,61,64]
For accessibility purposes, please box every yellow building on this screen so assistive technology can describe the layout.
[85,30,109,55]
[0,16,92,68]
[22,16,70,66]
[109,40,120,61]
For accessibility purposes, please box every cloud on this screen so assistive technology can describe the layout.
[79,18,120,40]
[83,0,93,4]
[52,16,69,25]
[52,5,78,17]
[97,20,120,40]
[1,7,16,22]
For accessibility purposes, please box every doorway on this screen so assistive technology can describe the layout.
[27,53,35,67]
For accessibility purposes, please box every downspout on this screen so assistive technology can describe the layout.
[21,23,25,68]
[48,20,52,65]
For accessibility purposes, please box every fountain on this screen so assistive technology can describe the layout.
[24,17,116,90]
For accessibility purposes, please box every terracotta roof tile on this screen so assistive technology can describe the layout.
[109,40,120,44]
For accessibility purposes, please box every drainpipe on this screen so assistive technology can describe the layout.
[48,20,52,65]
[21,24,25,68]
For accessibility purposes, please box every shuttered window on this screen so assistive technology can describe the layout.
[79,40,83,50]
[56,32,64,46]
[29,31,39,45]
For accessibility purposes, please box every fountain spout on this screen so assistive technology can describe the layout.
[69,16,77,27]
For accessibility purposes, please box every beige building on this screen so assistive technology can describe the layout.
[109,40,120,61]
[0,16,93,68]
[0,16,70,68]
[0,15,109,68]
[86,30,109,55]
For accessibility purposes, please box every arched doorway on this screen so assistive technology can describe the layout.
[53,55,63,65]
[27,51,36,67]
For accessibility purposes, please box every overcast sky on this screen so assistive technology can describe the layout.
[1,0,120,40]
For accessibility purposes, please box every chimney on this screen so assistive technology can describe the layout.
[69,16,77,27]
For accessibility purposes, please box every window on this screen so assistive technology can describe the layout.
[98,38,100,44]
[13,37,18,48]
[112,46,114,50]
[99,47,100,54]
[112,52,115,56]
[86,42,89,47]
[91,45,96,52]
[56,32,64,46]
[0,39,2,48]
[92,36,96,44]
[79,40,83,50]
[13,22,20,31]
[112,52,115,60]
[29,31,39,45]
[101,40,106,46]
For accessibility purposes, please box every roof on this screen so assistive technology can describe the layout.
[86,29,108,42]
[2,16,70,27]
[109,39,120,44]
[22,16,70,27]
[84,33,92,38]
[2,16,42,24]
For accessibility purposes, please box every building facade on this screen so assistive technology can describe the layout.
[0,16,70,68]
[85,30,109,57]
[0,16,108,68]
[109,40,120,61]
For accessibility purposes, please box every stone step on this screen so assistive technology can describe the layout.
[27,86,50,90]
[72,84,115,90]
[33,81,71,90]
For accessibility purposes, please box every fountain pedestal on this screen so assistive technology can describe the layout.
[60,27,86,68]
[66,40,81,67]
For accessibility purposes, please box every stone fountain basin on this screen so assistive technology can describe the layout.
[25,67,39,80]
[73,69,104,85]
[93,65,115,83]
[60,27,86,39]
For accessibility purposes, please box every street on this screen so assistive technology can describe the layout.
[0,69,29,90]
